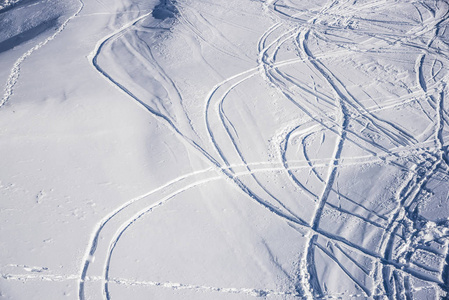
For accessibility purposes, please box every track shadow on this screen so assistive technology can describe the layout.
[0,17,59,54]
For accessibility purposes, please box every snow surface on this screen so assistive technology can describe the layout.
[1,0,449,299]
[0,0,20,10]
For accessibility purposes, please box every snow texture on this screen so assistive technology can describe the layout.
[1,0,449,299]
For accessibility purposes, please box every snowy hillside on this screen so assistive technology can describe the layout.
[0,0,20,10]
[1,0,449,299]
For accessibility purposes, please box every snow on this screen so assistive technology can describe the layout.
[1,0,449,299]
[0,0,21,10]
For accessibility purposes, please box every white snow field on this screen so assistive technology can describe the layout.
[1,0,449,299]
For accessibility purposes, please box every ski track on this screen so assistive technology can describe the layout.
[16,0,443,298]
[0,0,85,108]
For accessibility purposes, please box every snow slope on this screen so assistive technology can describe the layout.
[1,0,449,299]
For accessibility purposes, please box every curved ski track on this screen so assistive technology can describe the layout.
[80,0,449,299]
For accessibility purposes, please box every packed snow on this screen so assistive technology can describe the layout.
[1,0,449,299]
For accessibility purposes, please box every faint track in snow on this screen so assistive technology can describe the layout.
[1,272,289,297]
[5,271,440,299]
[173,2,253,63]
[0,0,85,108]
[108,277,293,297]
[315,241,372,296]
[123,31,200,140]
[180,5,254,62]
